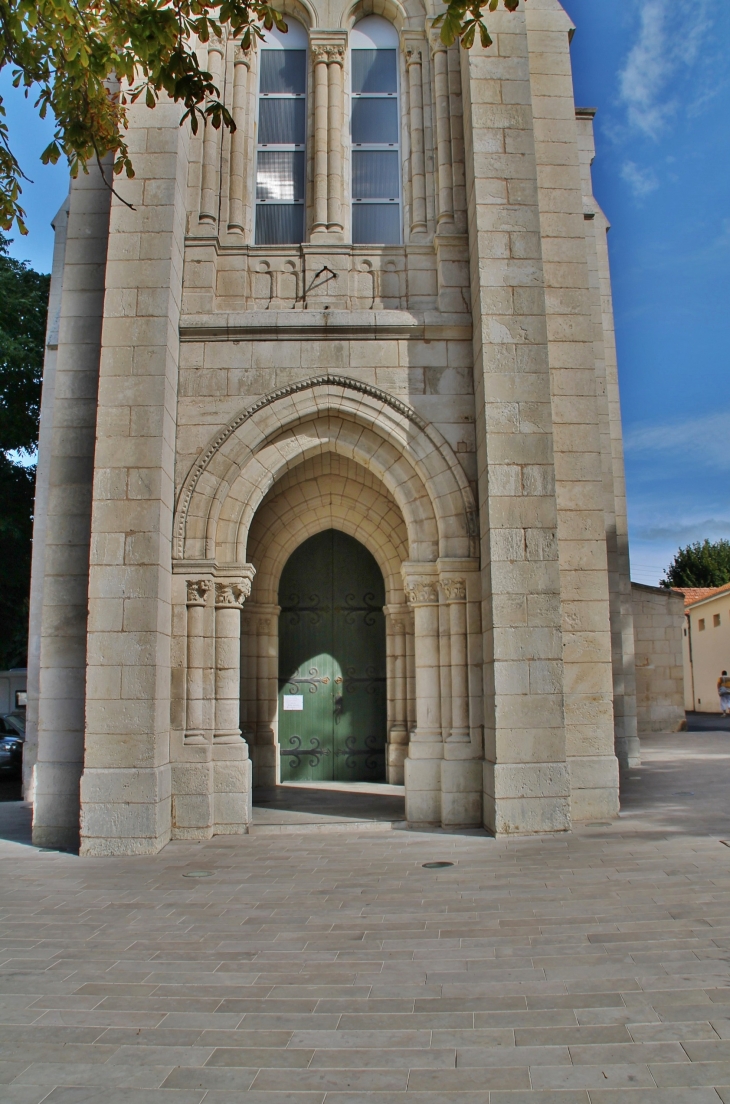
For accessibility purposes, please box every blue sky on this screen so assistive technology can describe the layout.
[2,0,729,585]
[562,0,730,584]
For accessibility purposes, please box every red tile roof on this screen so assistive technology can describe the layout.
[674,581,730,608]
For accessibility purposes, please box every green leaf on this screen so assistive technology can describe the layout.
[479,21,493,48]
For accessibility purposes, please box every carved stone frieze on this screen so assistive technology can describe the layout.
[404,578,439,605]
[441,578,466,602]
[186,579,212,606]
[311,42,345,65]
[214,579,251,608]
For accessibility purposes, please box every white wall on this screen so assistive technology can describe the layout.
[686,589,730,712]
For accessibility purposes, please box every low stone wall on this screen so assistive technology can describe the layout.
[631,583,686,733]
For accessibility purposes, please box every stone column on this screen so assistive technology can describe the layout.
[439,564,482,829]
[31,168,111,851]
[406,46,427,236]
[214,579,250,742]
[312,45,329,237]
[385,607,409,784]
[525,2,619,820]
[403,568,442,825]
[185,580,212,744]
[255,607,278,786]
[24,196,69,803]
[199,36,225,226]
[430,38,454,231]
[80,94,192,856]
[227,43,251,235]
[575,109,639,770]
[240,610,255,745]
[461,7,570,835]
[447,42,466,230]
[327,45,345,234]
[443,578,469,742]
[212,571,254,834]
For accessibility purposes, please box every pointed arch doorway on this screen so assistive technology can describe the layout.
[278,529,387,782]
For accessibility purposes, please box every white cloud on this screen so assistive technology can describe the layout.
[620,160,659,198]
[634,519,730,543]
[624,410,730,472]
[618,0,713,138]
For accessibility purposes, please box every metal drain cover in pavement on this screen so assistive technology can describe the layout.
[672,792,695,797]
[422,862,454,869]
[182,870,214,878]
[587,822,613,827]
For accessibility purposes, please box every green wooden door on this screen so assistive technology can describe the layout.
[278,529,386,782]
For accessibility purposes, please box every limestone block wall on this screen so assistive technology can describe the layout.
[631,583,686,734]
[576,110,638,771]
[525,0,618,820]
[30,169,111,850]
[27,0,644,851]
[24,196,69,801]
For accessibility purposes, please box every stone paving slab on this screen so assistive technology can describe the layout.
[0,730,730,1100]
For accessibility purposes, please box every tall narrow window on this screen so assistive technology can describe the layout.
[256,20,308,245]
[350,16,401,245]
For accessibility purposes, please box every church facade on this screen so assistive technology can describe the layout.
[25,0,640,854]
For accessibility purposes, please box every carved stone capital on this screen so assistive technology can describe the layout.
[234,41,253,67]
[325,43,345,65]
[391,618,406,634]
[186,579,212,606]
[214,579,251,609]
[406,47,423,68]
[207,32,226,57]
[311,43,330,64]
[441,577,467,602]
[311,34,347,66]
[404,578,439,606]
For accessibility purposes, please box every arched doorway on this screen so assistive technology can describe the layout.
[278,529,387,782]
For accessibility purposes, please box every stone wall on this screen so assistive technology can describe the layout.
[631,583,686,734]
[27,0,640,850]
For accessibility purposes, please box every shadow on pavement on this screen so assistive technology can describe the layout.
[618,720,730,840]
[0,799,32,846]
[253,782,405,823]
[685,710,730,732]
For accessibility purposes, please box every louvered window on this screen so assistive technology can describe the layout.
[350,17,401,244]
[256,22,308,245]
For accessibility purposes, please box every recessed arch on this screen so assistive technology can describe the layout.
[260,0,315,33]
[342,0,409,33]
[174,375,478,565]
[246,453,410,605]
[258,14,309,46]
[350,13,400,45]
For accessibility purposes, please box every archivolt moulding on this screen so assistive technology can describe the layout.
[174,375,478,562]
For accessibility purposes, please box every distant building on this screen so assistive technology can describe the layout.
[677,584,730,712]
[0,669,26,715]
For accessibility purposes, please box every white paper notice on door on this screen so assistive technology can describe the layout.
[283,695,304,711]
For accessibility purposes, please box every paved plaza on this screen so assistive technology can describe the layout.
[1,724,730,1103]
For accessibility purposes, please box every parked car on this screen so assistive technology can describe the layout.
[2,712,24,737]
[0,713,24,773]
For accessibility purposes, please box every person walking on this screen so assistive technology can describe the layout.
[718,671,730,716]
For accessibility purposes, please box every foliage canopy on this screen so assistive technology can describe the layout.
[661,539,730,590]
[0,0,520,233]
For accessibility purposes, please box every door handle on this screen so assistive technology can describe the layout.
[334,694,343,723]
